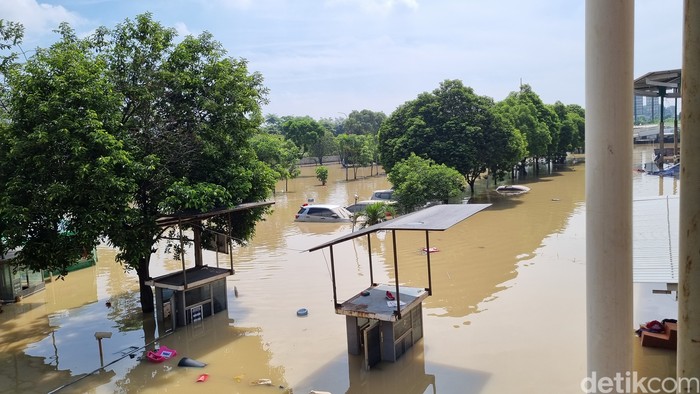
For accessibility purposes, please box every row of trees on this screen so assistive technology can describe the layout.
[260,110,386,180]
[379,80,585,197]
[256,80,585,210]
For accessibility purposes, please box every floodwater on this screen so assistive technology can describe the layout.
[0,145,680,394]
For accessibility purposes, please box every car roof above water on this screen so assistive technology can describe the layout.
[301,204,343,209]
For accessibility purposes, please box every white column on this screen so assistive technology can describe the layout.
[678,0,700,386]
[585,0,634,382]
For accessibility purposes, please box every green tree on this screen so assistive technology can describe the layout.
[0,15,276,313]
[344,109,386,135]
[361,133,381,176]
[379,79,520,194]
[359,202,395,228]
[337,133,371,180]
[250,132,301,192]
[281,116,324,158]
[315,165,329,186]
[319,116,345,136]
[308,128,338,165]
[566,104,585,153]
[261,114,293,135]
[495,84,555,175]
[0,23,135,274]
[388,153,465,213]
[483,114,528,185]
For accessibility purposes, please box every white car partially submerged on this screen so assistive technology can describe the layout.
[294,204,354,223]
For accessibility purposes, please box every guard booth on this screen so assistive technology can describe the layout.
[308,204,490,369]
[147,202,274,330]
[0,250,45,302]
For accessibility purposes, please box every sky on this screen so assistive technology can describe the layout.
[0,0,684,119]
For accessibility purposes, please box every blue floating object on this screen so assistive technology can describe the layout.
[177,357,207,367]
[296,308,308,317]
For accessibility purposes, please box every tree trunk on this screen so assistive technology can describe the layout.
[137,257,154,314]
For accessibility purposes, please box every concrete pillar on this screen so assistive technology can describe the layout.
[585,0,634,382]
[678,0,700,386]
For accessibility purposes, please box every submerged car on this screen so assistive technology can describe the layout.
[345,200,379,214]
[370,189,394,201]
[346,200,395,214]
[294,204,353,222]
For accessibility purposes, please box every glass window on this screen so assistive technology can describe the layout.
[185,284,211,307]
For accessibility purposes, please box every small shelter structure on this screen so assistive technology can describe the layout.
[147,201,274,329]
[634,69,682,164]
[308,203,490,369]
[0,249,45,302]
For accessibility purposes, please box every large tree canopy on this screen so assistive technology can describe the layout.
[0,14,276,313]
[343,109,386,135]
[281,116,324,157]
[250,132,301,191]
[388,153,466,213]
[379,79,524,194]
[494,84,558,174]
[0,23,134,273]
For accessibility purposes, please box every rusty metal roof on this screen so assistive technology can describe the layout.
[307,203,491,252]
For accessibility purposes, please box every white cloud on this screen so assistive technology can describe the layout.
[0,0,83,39]
[173,22,194,38]
[206,0,253,9]
[325,0,419,15]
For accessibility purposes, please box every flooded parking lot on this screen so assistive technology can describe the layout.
[0,145,680,393]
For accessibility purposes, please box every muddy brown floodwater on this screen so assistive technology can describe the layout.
[0,145,680,394]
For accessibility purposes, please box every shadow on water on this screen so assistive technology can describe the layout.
[294,341,491,394]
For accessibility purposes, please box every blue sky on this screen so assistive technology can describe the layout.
[0,0,684,118]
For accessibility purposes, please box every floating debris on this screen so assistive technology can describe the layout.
[177,357,206,367]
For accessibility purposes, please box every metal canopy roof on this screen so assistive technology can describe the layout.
[145,265,231,290]
[633,195,678,284]
[156,201,274,227]
[308,204,491,252]
[634,69,681,98]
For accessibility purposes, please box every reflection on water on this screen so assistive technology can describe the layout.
[0,145,679,393]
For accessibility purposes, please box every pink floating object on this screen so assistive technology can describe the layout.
[197,373,209,382]
[146,345,178,363]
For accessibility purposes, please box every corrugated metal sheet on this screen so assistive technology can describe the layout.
[307,204,491,252]
[633,195,679,283]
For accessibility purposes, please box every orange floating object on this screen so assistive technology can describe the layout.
[197,373,209,382]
